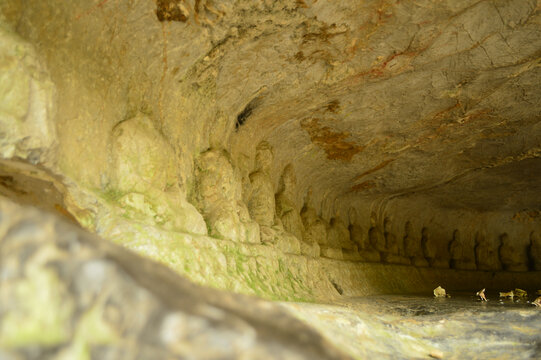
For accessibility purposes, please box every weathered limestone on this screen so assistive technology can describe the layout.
[317,208,343,261]
[328,216,359,261]
[403,221,428,267]
[432,245,450,269]
[274,229,303,255]
[327,217,353,250]
[0,197,347,360]
[530,231,541,271]
[110,115,176,194]
[382,217,409,265]
[301,189,328,248]
[109,114,207,235]
[282,190,319,258]
[247,141,275,227]
[0,0,538,270]
[368,213,386,255]
[350,225,380,263]
[245,142,303,254]
[275,165,304,239]
[0,24,56,163]
[1,7,540,358]
[298,190,328,258]
[499,233,528,272]
[349,209,380,263]
[421,227,437,268]
[256,221,302,255]
[193,149,259,244]
[448,230,476,270]
[274,164,303,253]
[320,247,344,261]
[298,236,321,258]
[474,232,501,271]
[301,190,327,252]
[421,227,450,269]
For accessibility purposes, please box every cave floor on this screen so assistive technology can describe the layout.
[281,292,541,359]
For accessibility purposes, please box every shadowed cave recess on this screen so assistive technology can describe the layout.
[1,0,541,358]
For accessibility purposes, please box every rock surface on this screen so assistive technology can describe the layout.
[0,1,540,357]
[0,0,539,287]
[0,23,56,163]
[0,197,348,360]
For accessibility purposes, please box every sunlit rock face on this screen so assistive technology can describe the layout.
[0,24,56,163]
[0,0,540,303]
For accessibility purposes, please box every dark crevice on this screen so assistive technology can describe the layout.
[235,97,261,130]
[156,0,188,22]
[330,280,343,295]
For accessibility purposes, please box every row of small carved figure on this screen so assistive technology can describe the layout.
[351,223,541,272]
[192,144,541,273]
[245,145,540,272]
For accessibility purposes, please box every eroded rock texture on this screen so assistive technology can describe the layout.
[0,24,56,163]
[530,231,541,271]
[449,230,476,270]
[403,221,427,267]
[110,113,208,235]
[194,149,260,243]
[0,0,539,304]
[0,197,348,359]
[248,141,275,228]
[1,1,541,357]
[475,231,501,271]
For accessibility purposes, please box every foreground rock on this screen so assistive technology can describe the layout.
[0,197,348,360]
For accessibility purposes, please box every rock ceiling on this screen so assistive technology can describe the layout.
[225,0,541,214]
[6,0,541,218]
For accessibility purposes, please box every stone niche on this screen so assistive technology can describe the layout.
[448,230,476,271]
[108,114,208,235]
[475,231,501,271]
[403,221,428,267]
[193,148,259,244]
[300,188,325,257]
[349,210,380,263]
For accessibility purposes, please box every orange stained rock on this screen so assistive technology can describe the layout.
[301,118,364,162]
[353,159,394,181]
[350,180,376,192]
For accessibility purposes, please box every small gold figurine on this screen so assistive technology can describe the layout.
[533,296,541,307]
[476,288,487,301]
[499,290,514,298]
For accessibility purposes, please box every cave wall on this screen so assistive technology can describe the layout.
[1,0,540,301]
